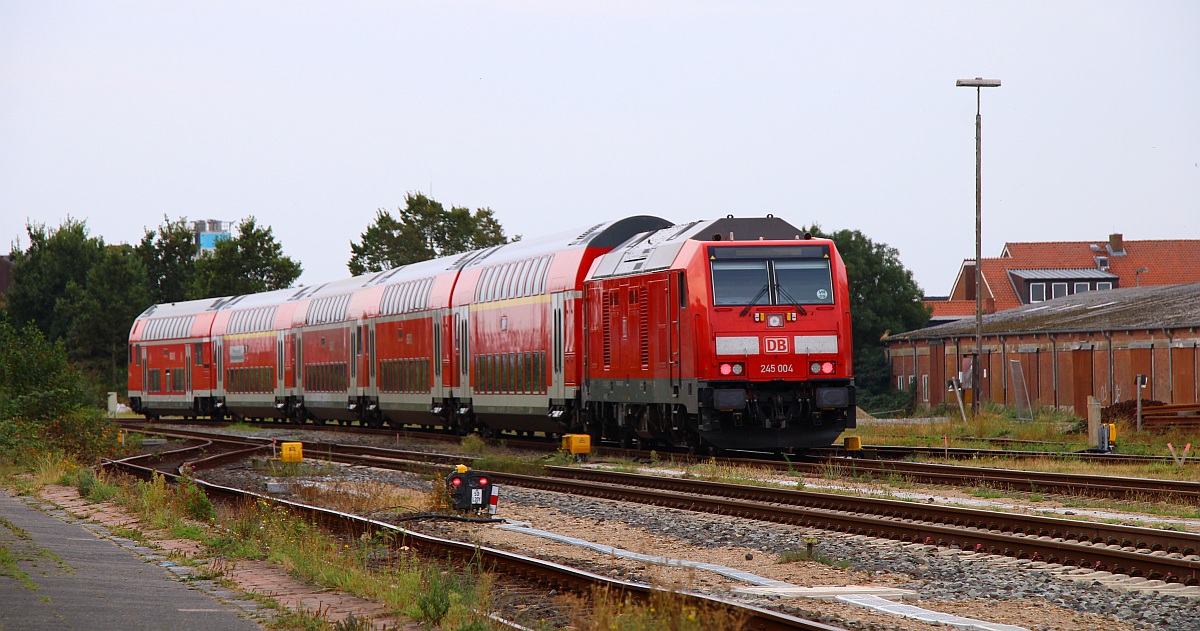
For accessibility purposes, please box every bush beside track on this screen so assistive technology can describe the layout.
[0,319,119,461]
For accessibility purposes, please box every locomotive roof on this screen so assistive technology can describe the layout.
[458,215,672,270]
[589,215,806,279]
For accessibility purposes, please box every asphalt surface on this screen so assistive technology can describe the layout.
[0,488,263,631]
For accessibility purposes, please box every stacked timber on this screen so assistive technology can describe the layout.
[1141,402,1200,431]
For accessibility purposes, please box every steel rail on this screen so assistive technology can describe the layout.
[486,470,1200,586]
[538,466,1200,556]
[118,427,1200,561]
[101,448,843,630]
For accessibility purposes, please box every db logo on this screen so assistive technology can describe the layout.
[764,337,789,354]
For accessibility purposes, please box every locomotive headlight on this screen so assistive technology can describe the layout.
[767,314,784,327]
[719,363,733,376]
[810,362,822,374]
[821,361,835,374]
[731,363,744,376]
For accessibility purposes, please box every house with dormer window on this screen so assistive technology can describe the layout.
[924,233,1200,326]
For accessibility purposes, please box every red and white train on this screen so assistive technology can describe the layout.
[128,215,855,451]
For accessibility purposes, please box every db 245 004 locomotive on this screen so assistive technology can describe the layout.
[129,214,855,452]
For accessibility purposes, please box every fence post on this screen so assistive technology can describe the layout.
[1087,395,1102,450]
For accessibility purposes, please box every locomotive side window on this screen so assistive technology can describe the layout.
[711,261,769,306]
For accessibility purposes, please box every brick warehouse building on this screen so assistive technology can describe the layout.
[886,283,1200,414]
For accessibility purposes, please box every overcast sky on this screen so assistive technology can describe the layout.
[3,2,1197,295]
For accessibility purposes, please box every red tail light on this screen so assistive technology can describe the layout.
[719,363,733,376]
[821,362,835,374]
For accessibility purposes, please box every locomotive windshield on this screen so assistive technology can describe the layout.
[709,246,834,306]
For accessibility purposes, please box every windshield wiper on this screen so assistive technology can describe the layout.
[774,283,808,316]
[739,285,771,317]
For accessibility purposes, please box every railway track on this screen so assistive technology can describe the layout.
[104,430,845,631]
[128,415,1193,467]
[118,425,1200,588]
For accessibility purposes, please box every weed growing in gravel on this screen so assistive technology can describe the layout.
[294,480,430,518]
[459,434,487,455]
[685,459,785,488]
[777,548,851,569]
[472,454,545,476]
[223,422,261,433]
[572,584,748,630]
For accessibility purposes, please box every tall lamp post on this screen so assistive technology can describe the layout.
[957,77,1000,416]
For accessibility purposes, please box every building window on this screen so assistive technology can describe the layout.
[1095,256,1109,270]
[921,375,929,402]
[1096,282,1113,291]
[1074,282,1089,294]
[1030,283,1046,303]
[897,375,905,391]
[1052,282,1068,299]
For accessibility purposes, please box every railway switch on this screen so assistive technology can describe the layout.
[446,465,493,512]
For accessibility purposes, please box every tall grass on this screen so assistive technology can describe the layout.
[571,585,748,631]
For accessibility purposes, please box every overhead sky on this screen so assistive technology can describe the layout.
[3,2,1197,295]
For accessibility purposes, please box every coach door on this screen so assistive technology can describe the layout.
[294,332,303,395]
[432,317,444,399]
[215,338,224,393]
[184,344,193,401]
[455,306,471,398]
[550,292,566,400]
[276,332,286,394]
[141,347,149,395]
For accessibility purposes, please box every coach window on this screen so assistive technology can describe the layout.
[516,259,530,298]
[195,343,203,366]
[1029,283,1046,303]
[534,256,550,293]
[506,262,521,299]
[528,256,542,297]
[486,267,500,302]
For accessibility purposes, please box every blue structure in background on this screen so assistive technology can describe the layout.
[193,220,232,257]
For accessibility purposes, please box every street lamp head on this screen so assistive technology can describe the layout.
[956,78,1001,88]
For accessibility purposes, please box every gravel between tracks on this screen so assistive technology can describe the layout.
[161,425,1199,629]
[200,457,1199,631]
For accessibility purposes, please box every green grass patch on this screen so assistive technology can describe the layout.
[0,545,39,590]
[472,455,546,476]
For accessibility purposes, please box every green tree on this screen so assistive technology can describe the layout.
[191,217,302,298]
[348,193,514,274]
[0,318,115,461]
[137,216,198,304]
[60,244,151,389]
[806,226,930,400]
[5,219,105,341]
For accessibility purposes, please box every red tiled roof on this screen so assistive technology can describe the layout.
[949,238,1200,312]
[927,299,977,318]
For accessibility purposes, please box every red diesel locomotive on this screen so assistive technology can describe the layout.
[129,214,855,452]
